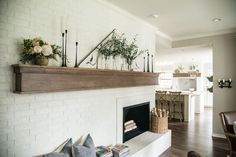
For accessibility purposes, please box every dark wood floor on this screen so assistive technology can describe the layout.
[160,108,229,157]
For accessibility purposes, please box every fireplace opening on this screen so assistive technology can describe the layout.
[123,102,150,143]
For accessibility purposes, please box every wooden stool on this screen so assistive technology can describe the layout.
[169,91,183,122]
[155,91,169,111]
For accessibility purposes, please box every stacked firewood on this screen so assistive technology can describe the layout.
[124,120,137,133]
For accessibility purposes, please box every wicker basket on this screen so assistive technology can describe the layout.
[151,115,168,133]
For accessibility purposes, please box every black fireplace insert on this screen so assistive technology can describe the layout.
[123,102,150,143]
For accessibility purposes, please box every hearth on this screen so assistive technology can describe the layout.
[123,102,150,142]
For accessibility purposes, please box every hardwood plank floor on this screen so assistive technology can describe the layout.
[160,108,229,157]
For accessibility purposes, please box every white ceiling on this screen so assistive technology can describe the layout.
[106,0,236,40]
[157,46,213,64]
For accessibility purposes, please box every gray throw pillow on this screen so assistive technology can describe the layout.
[43,138,73,157]
[73,134,96,157]
[43,152,70,157]
[60,138,73,157]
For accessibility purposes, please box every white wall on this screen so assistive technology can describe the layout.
[0,0,160,156]
[156,46,213,72]
[172,33,236,136]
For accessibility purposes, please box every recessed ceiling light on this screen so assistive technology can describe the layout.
[151,14,159,18]
[212,18,222,22]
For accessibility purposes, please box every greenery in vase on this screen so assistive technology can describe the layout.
[178,64,184,71]
[206,75,213,82]
[97,32,146,69]
[20,37,62,64]
[121,36,146,69]
[206,75,213,93]
[189,64,198,71]
[110,33,125,59]
[174,64,184,73]
[97,33,124,60]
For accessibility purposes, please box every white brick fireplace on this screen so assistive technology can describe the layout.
[1,86,156,157]
[0,0,169,156]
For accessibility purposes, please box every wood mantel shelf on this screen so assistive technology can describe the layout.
[173,72,201,77]
[12,64,159,94]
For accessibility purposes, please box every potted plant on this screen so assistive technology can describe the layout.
[20,37,61,66]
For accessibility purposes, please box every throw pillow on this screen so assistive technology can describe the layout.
[233,121,236,134]
[43,152,70,157]
[72,134,96,157]
[43,138,73,157]
[60,138,73,157]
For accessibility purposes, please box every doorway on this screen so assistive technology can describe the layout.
[156,45,221,156]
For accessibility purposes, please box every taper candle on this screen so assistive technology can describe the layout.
[60,16,64,33]
[76,29,79,41]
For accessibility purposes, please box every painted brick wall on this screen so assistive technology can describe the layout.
[0,0,158,156]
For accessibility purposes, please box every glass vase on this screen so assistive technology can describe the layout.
[112,56,118,70]
[104,56,110,69]
[127,61,133,71]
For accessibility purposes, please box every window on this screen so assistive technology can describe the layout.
[158,72,173,89]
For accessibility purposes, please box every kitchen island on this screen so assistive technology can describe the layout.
[155,90,203,122]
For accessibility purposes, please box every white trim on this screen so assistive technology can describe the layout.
[173,29,236,41]
[116,93,155,143]
[95,0,172,41]
[155,31,172,41]
[212,133,226,139]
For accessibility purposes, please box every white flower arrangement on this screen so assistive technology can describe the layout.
[20,37,61,64]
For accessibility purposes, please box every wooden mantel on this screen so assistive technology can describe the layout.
[173,72,201,77]
[12,64,159,94]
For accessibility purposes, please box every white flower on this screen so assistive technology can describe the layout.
[33,46,42,53]
[32,38,40,46]
[32,41,39,46]
[42,45,53,56]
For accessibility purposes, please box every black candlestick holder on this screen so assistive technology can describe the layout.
[151,55,154,73]
[143,57,146,72]
[218,79,232,88]
[74,42,78,68]
[147,52,150,72]
[61,33,65,67]
[64,29,68,67]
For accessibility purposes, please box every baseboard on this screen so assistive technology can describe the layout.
[212,133,226,139]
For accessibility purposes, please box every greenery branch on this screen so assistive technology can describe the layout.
[97,32,147,69]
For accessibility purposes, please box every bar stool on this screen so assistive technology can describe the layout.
[169,91,183,122]
[155,91,169,111]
